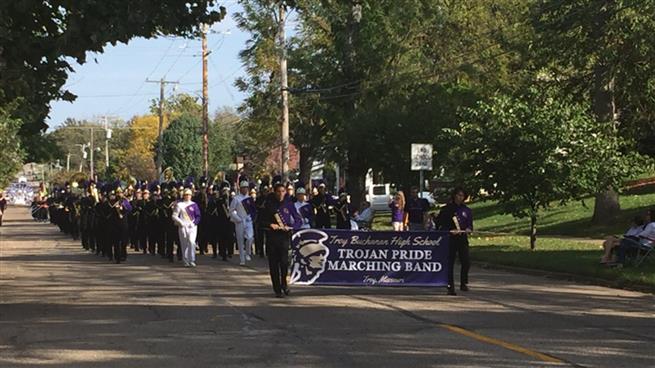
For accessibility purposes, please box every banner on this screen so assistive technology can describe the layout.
[290,229,450,287]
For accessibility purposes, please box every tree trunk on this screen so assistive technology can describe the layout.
[592,189,620,224]
[298,145,313,189]
[590,8,620,223]
[345,160,367,210]
[529,214,537,250]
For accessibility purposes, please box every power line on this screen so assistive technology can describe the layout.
[75,93,159,98]
[107,39,177,116]
[162,42,190,78]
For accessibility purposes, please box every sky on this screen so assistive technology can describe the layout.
[46,2,249,130]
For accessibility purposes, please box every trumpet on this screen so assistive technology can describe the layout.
[113,200,124,219]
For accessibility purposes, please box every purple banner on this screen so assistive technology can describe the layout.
[290,229,450,287]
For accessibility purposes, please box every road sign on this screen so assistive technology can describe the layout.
[411,144,433,171]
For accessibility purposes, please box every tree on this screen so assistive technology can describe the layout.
[208,108,239,175]
[0,1,226,161]
[452,88,633,249]
[0,103,24,188]
[287,0,530,205]
[120,115,167,180]
[149,93,203,121]
[160,114,202,180]
[531,0,655,223]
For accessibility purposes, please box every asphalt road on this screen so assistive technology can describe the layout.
[1,207,653,367]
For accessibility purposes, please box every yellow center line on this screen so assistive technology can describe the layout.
[439,323,565,364]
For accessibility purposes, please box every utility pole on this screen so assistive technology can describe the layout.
[278,2,290,182]
[89,128,95,180]
[103,116,110,169]
[146,78,178,177]
[202,23,210,177]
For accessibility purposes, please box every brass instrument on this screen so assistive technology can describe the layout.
[162,167,175,182]
[90,187,99,204]
[70,171,87,196]
[113,200,124,219]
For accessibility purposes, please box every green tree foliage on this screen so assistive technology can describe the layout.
[160,114,203,180]
[209,108,240,174]
[149,93,203,120]
[0,103,25,188]
[233,0,530,203]
[0,1,226,161]
[530,0,655,221]
[452,88,634,249]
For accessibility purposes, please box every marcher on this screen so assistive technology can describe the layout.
[435,187,472,296]
[261,183,302,298]
[254,184,271,257]
[311,183,334,229]
[162,184,180,262]
[335,191,352,230]
[214,182,235,261]
[230,180,256,266]
[194,177,211,255]
[172,188,201,267]
[294,187,314,229]
[0,191,7,226]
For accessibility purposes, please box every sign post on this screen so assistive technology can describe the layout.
[411,144,433,197]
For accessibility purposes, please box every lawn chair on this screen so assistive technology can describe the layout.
[623,238,654,267]
[356,210,376,231]
[634,240,653,267]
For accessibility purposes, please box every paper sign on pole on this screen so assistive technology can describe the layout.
[411,144,433,171]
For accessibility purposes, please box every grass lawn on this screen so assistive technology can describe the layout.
[469,235,655,291]
[469,192,655,239]
[369,189,655,291]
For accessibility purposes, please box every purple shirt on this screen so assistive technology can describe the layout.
[389,201,404,222]
[120,198,132,213]
[454,205,473,231]
[278,200,303,230]
[186,203,202,225]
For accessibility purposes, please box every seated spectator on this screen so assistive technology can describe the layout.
[614,209,655,265]
[601,215,644,263]
[354,201,375,229]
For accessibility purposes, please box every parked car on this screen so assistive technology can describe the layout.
[366,184,392,212]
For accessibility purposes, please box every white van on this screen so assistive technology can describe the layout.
[366,184,392,212]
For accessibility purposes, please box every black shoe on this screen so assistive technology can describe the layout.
[275,292,284,298]
[460,284,469,292]
[282,287,290,296]
[222,256,227,261]
[212,254,217,259]
[447,288,457,296]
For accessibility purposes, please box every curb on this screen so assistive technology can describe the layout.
[472,261,655,295]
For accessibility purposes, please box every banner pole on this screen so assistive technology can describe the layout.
[419,170,424,198]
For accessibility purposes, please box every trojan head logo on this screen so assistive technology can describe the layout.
[290,229,330,285]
